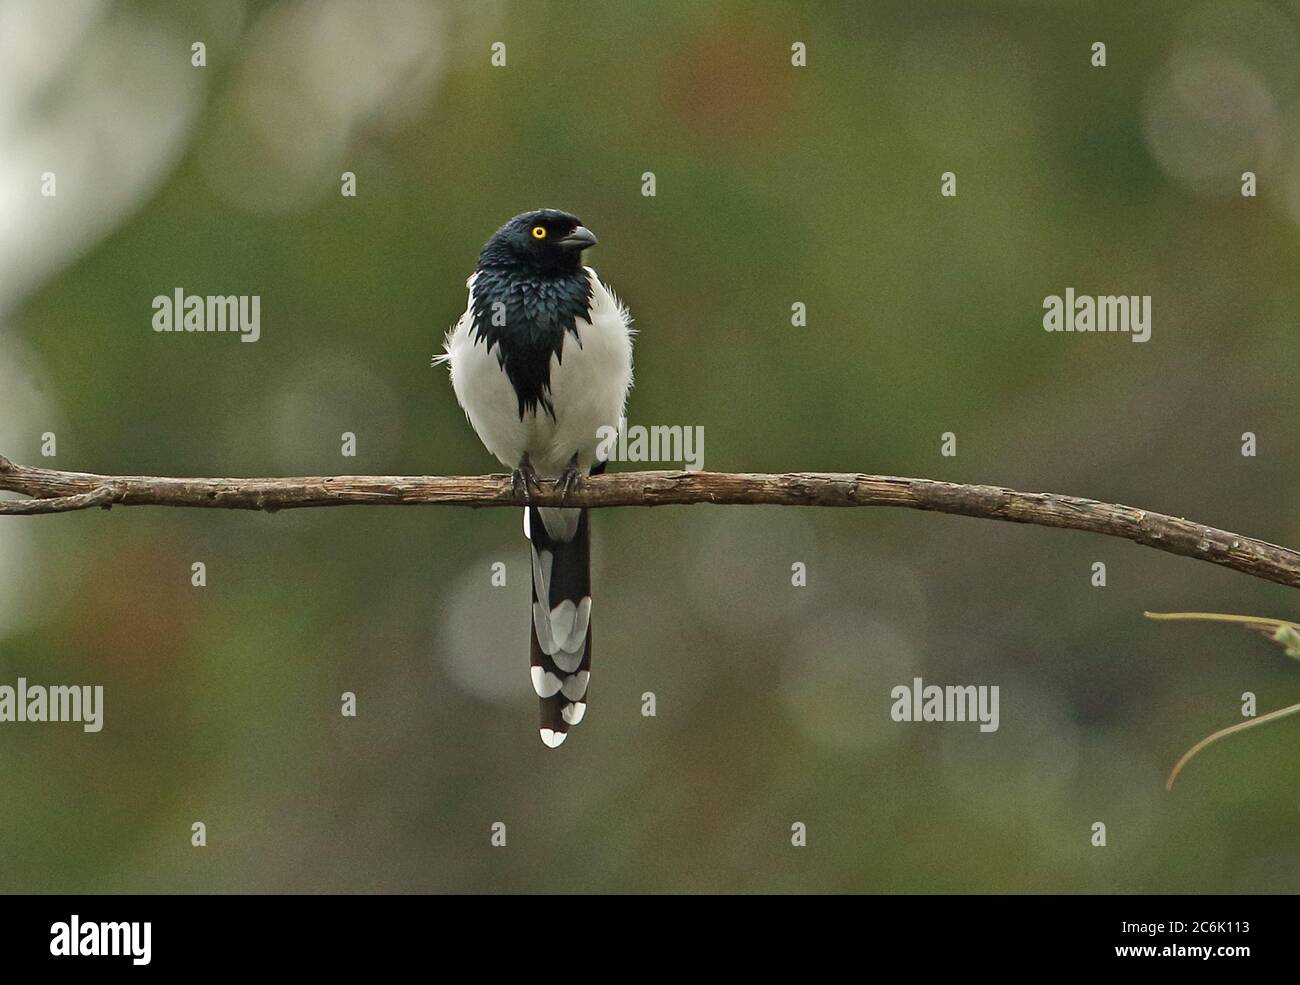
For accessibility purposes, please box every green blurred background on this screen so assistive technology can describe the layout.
[2,0,1299,893]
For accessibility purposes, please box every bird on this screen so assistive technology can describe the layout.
[435,210,634,747]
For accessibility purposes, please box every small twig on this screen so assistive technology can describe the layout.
[1144,610,1300,652]
[0,485,119,515]
[1146,610,1300,789]
[1143,611,1297,631]
[1165,701,1300,791]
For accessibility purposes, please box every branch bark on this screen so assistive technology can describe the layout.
[2,453,1297,588]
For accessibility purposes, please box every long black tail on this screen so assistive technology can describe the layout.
[526,505,592,747]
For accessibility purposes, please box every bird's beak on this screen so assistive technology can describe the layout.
[558,226,598,251]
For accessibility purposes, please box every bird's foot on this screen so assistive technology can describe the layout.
[555,454,582,504]
[511,455,544,504]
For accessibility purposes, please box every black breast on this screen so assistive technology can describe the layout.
[470,268,593,419]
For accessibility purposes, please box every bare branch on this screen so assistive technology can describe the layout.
[2,453,1297,588]
[0,483,119,515]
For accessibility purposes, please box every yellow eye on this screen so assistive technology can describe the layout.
[531,226,547,239]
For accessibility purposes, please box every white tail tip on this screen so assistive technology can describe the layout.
[562,701,586,725]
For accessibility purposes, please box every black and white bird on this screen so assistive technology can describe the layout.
[436,210,634,747]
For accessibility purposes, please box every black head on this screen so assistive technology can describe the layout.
[478,209,597,275]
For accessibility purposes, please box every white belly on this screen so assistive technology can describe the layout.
[442,268,633,477]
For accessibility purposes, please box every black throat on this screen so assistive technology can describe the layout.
[470,264,593,419]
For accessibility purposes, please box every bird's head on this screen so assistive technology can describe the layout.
[478,209,598,275]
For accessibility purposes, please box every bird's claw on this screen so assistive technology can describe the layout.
[555,464,582,504]
[511,457,543,504]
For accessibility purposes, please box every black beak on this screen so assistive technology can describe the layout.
[557,226,598,251]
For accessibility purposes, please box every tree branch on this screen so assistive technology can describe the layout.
[2,453,1297,588]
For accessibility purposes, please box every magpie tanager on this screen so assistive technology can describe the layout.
[436,210,634,747]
